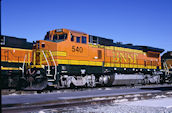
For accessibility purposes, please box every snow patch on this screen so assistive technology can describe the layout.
[117,96,123,99]
[124,95,133,98]
[166,105,172,108]
[10,93,17,96]
[98,88,102,90]
[92,97,107,101]
[92,97,116,101]
[107,97,116,100]
[133,97,138,101]
[105,88,112,90]
[154,95,167,99]
[146,93,152,96]
[122,97,172,108]
[113,99,128,103]
[34,92,38,94]
[166,92,172,94]
[133,94,141,97]
[38,111,45,113]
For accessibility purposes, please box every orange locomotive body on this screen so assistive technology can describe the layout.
[34,29,162,69]
[1,36,33,88]
[24,28,164,89]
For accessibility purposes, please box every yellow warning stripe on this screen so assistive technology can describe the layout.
[41,59,159,69]
[27,65,45,69]
[41,59,103,66]
[1,60,30,63]
[52,51,67,57]
[104,63,158,69]
[1,66,22,70]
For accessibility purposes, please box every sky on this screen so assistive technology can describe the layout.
[1,0,172,52]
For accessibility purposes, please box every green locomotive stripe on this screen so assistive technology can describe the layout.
[1,61,23,68]
[58,64,103,74]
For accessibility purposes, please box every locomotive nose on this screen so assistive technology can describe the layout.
[21,67,47,90]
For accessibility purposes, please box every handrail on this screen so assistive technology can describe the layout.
[22,54,27,77]
[42,50,50,75]
[163,61,169,75]
[49,50,57,80]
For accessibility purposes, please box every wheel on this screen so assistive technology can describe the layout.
[16,78,28,90]
[107,75,114,86]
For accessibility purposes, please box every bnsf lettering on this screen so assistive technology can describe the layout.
[72,46,83,53]
[113,52,138,64]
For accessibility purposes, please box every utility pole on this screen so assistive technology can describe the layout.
[0,0,1,36]
[0,0,2,45]
[0,0,2,112]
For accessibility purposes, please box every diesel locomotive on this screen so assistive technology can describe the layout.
[1,29,171,90]
[1,35,32,88]
[162,51,172,82]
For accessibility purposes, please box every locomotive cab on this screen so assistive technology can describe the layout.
[24,29,91,89]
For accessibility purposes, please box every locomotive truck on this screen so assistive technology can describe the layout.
[1,29,171,90]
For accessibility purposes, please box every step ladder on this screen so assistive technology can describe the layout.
[42,50,57,83]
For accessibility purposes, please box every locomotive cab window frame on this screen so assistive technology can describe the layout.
[59,34,67,40]
[71,34,74,42]
[52,33,68,42]
[53,34,58,40]
[70,34,88,44]
[82,36,87,44]
[76,37,81,43]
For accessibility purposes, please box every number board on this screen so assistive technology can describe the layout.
[72,46,83,53]
[69,44,88,57]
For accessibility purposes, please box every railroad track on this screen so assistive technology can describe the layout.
[2,85,172,113]
[2,83,172,95]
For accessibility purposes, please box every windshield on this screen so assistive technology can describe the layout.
[44,33,67,42]
[53,34,67,42]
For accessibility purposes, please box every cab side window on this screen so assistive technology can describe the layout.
[53,34,58,41]
[71,35,74,41]
[76,37,80,43]
[82,36,87,44]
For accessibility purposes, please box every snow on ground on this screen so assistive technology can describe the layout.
[121,97,172,108]
[36,97,172,113]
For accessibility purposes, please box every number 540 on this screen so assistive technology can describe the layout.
[72,46,83,53]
